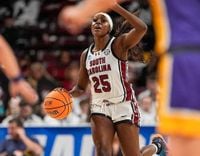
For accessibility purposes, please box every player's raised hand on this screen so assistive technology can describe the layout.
[58,5,90,34]
[58,0,119,34]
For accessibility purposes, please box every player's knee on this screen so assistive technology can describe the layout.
[122,148,141,156]
[95,142,112,156]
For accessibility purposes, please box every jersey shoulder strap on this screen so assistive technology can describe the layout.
[105,37,116,50]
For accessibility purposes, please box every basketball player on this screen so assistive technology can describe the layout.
[149,0,200,156]
[0,35,38,104]
[69,4,165,156]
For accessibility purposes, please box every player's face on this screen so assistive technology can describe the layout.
[91,14,110,37]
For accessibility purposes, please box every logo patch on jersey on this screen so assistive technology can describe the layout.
[104,49,110,55]
[88,55,92,61]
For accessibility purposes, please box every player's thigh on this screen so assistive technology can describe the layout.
[169,136,200,156]
[90,114,115,148]
[115,123,141,156]
[158,53,200,137]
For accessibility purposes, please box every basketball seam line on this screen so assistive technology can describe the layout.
[54,88,71,96]
[53,89,70,118]
[44,102,73,109]
[44,96,71,118]
[45,97,69,105]
[56,89,70,104]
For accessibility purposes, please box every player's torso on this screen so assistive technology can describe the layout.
[165,0,200,49]
[151,0,200,54]
[85,37,133,104]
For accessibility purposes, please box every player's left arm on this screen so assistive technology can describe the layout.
[69,50,89,97]
[113,4,147,51]
[0,35,38,104]
[0,35,21,79]
[59,0,121,34]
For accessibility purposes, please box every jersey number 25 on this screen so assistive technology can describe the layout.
[92,74,111,93]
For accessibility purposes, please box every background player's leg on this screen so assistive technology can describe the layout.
[90,115,115,156]
[115,123,141,156]
[169,136,200,156]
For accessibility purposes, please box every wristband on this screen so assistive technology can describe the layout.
[10,74,24,83]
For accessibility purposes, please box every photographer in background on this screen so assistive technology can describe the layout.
[0,118,43,156]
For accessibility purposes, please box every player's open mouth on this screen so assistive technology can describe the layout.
[94,25,102,30]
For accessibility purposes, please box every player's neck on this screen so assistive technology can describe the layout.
[93,36,110,51]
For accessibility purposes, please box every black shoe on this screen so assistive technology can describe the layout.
[151,134,167,156]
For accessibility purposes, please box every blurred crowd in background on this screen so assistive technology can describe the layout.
[0,0,158,126]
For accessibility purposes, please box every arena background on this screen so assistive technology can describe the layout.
[0,0,158,156]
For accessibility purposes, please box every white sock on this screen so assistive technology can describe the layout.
[151,143,158,154]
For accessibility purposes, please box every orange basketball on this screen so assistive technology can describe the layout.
[43,88,73,119]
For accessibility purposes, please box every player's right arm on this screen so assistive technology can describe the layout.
[112,4,147,55]
[69,50,89,97]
